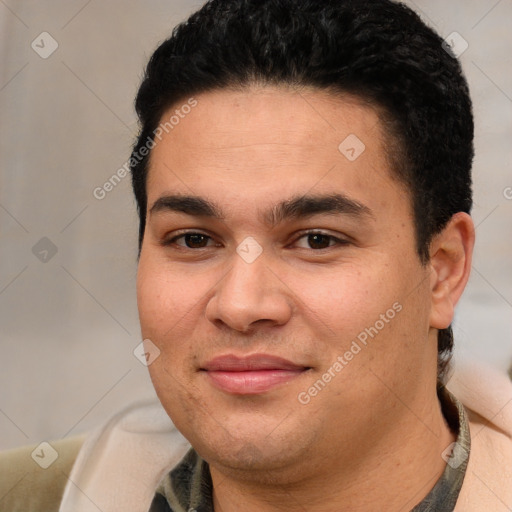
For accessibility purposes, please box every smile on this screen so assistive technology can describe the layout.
[200,354,310,394]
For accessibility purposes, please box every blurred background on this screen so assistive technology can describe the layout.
[0,0,511,451]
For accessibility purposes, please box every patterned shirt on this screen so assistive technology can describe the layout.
[149,387,470,512]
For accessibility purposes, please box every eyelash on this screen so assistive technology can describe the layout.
[162,230,350,251]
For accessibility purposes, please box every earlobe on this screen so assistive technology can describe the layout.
[429,212,475,329]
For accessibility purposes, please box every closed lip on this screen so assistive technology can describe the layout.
[201,353,308,372]
[200,353,310,395]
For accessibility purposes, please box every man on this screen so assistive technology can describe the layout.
[1,0,511,511]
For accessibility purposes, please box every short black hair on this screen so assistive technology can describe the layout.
[130,0,474,385]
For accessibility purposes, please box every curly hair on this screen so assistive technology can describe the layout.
[130,0,474,386]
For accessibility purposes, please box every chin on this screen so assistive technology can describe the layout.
[190,420,312,473]
[205,441,295,475]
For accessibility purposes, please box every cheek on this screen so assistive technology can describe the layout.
[136,254,201,336]
[291,256,428,381]
[292,263,394,336]
[136,258,201,411]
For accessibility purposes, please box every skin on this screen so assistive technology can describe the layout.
[136,85,475,511]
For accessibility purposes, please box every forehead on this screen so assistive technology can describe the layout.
[146,85,408,221]
[150,85,384,159]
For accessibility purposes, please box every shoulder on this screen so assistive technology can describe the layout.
[446,360,512,438]
[447,360,512,511]
[0,435,86,512]
[456,410,512,511]
[0,400,190,512]
[59,400,190,512]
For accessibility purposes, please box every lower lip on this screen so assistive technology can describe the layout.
[204,369,305,394]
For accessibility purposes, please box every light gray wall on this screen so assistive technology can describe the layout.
[0,0,511,451]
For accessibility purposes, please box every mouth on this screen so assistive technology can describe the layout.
[200,354,311,395]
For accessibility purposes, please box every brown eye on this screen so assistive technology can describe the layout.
[306,233,332,249]
[165,232,216,249]
[294,231,349,250]
[182,233,210,248]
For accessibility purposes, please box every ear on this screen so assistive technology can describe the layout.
[429,212,475,329]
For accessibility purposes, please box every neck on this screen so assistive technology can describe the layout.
[210,388,456,512]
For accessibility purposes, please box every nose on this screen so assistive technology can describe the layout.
[205,245,293,333]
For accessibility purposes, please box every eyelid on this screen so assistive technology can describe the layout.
[290,230,351,249]
[163,229,218,248]
[162,229,351,250]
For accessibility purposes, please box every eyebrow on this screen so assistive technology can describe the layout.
[149,193,374,227]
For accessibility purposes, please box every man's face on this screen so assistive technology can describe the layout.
[137,86,437,476]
